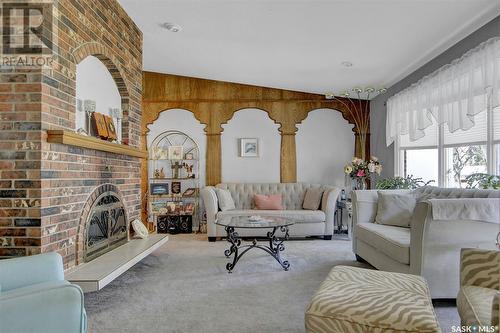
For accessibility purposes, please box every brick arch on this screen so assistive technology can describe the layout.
[75,183,128,265]
[72,42,131,142]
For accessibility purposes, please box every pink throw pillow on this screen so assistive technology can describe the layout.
[253,194,283,210]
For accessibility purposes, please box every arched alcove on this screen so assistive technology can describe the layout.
[296,109,354,186]
[147,109,207,187]
[75,55,122,139]
[221,108,280,183]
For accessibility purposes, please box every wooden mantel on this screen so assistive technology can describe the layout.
[47,130,147,158]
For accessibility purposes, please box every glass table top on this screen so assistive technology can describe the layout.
[215,215,295,229]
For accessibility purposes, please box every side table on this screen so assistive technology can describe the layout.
[334,200,353,238]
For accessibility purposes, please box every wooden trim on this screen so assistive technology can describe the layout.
[47,130,147,158]
[141,72,371,215]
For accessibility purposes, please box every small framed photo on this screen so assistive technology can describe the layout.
[166,202,177,213]
[171,181,181,194]
[185,153,194,160]
[150,201,166,213]
[168,146,183,160]
[150,183,169,195]
[239,138,259,157]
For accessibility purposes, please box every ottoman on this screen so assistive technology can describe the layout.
[305,266,441,333]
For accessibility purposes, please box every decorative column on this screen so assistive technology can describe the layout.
[206,132,222,186]
[280,132,297,183]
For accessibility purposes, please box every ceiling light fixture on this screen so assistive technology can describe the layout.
[160,22,182,33]
[341,61,353,67]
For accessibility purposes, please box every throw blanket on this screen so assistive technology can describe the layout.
[430,198,500,223]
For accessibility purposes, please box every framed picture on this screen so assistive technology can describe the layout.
[92,112,109,139]
[166,202,177,213]
[150,201,166,213]
[239,138,259,157]
[168,146,183,160]
[150,183,169,195]
[171,181,181,194]
[185,153,194,160]
[103,115,117,141]
[183,203,194,215]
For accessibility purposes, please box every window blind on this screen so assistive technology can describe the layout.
[444,109,487,146]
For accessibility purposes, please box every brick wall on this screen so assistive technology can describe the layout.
[0,0,143,269]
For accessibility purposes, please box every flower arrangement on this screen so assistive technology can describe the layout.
[344,156,382,180]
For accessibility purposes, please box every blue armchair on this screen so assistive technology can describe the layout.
[0,252,87,333]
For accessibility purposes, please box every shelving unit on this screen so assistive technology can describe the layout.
[147,130,202,233]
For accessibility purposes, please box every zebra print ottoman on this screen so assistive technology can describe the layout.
[305,266,441,333]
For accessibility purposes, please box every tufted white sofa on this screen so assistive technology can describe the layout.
[352,186,500,299]
[200,183,341,241]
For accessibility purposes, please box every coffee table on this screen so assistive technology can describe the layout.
[216,216,294,273]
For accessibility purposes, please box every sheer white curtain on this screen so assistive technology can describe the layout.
[386,37,500,146]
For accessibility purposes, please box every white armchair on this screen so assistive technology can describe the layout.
[352,187,500,298]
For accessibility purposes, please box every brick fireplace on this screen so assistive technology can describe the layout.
[0,0,144,269]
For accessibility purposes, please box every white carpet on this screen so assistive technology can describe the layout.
[85,234,459,333]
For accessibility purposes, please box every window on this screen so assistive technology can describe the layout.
[388,37,500,187]
[395,105,499,187]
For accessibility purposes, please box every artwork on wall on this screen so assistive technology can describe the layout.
[168,146,183,160]
[239,138,259,157]
[150,183,169,195]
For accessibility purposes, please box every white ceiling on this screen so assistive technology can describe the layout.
[119,0,500,96]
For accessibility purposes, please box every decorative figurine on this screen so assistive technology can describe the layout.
[154,167,165,179]
[171,161,182,179]
[183,162,194,178]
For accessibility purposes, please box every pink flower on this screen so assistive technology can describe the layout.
[357,170,365,177]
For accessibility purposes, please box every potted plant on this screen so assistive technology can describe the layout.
[375,175,434,189]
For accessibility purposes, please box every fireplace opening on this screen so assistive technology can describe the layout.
[84,191,128,262]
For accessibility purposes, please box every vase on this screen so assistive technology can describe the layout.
[353,177,367,191]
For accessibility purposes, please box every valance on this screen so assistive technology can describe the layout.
[386,37,500,146]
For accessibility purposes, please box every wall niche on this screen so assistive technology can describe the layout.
[75,55,123,142]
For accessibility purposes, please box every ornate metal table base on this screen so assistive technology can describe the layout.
[223,226,290,273]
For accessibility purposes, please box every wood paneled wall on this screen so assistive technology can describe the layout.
[142,71,370,190]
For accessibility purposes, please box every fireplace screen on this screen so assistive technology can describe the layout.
[84,192,128,262]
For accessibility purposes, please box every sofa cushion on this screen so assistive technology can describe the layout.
[302,188,323,210]
[215,188,235,211]
[375,191,416,227]
[216,183,327,210]
[355,223,410,264]
[217,210,326,223]
[254,194,283,210]
[457,285,499,326]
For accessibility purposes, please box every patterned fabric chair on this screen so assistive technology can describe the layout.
[457,248,500,328]
[305,266,440,333]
